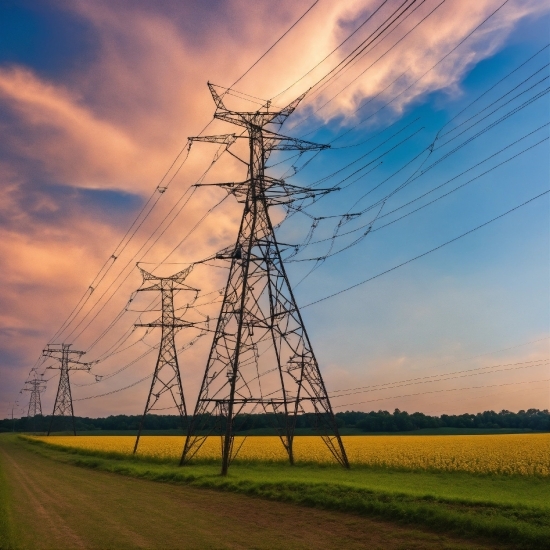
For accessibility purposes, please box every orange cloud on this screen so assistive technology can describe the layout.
[1,0,546,416]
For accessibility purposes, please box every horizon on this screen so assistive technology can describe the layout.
[1,0,549,420]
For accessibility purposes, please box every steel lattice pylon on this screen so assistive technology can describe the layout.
[44,344,90,435]
[133,265,199,453]
[22,375,46,431]
[181,84,349,474]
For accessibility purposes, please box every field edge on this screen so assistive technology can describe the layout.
[0,447,17,550]
[13,435,550,549]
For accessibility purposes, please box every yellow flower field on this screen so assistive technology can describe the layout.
[32,434,550,476]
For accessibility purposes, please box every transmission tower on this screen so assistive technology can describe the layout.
[44,344,90,435]
[22,374,46,431]
[133,265,199,453]
[181,83,349,474]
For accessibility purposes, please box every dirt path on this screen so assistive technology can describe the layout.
[0,437,496,549]
[1,448,86,549]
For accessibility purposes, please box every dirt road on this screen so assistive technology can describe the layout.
[0,436,494,549]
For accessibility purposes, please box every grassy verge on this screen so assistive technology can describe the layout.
[0,449,16,550]
[17,435,550,549]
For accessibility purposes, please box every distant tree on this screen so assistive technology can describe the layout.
[1,409,548,433]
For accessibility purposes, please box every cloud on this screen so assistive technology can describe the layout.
[246,0,548,127]
[0,67,141,190]
[0,0,546,416]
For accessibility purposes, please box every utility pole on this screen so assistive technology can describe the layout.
[22,373,46,431]
[44,344,90,435]
[180,83,349,474]
[133,265,199,453]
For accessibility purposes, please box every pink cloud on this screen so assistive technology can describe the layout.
[1,0,546,416]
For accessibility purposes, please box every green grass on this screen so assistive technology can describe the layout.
[18,435,550,548]
[0,449,16,550]
[0,436,500,549]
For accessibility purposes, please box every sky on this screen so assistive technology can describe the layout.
[0,0,549,420]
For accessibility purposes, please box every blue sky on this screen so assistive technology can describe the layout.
[0,0,548,419]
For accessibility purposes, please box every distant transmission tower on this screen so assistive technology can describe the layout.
[133,265,199,453]
[181,84,349,474]
[44,344,90,435]
[22,374,46,431]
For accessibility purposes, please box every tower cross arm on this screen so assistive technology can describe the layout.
[137,282,199,293]
[214,112,252,129]
[263,129,330,151]
[189,134,239,146]
[262,130,329,152]
[206,82,267,128]
[23,379,46,388]
[192,180,243,189]
[208,82,228,110]
[206,83,310,129]
[267,90,308,125]
[68,364,93,371]
[45,359,93,371]
[270,139,329,152]
[135,320,199,328]
[42,346,85,357]
[137,265,196,290]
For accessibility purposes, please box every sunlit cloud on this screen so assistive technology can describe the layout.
[0,0,547,416]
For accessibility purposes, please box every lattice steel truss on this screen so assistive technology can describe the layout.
[181,84,349,474]
[22,374,46,430]
[133,265,199,453]
[44,344,90,435]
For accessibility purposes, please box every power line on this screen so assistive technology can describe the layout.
[329,359,549,398]
[271,0,395,100]
[63,149,224,348]
[302,46,548,224]
[78,188,228,355]
[298,0,512,142]
[282,67,547,238]
[226,0,320,90]
[435,79,549,150]
[333,378,550,409]
[330,337,550,393]
[437,42,549,137]
[48,142,196,347]
[437,64,549,142]
[74,331,207,398]
[295,0,445,127]
[23,1,548,426]
[302,190,549,308]
[422,383,550,415]
[41,8,315,354]
[304,0,421,95]
[74,373,153,402]
[73,345,156,387]
[230,2,548,260]
[284,121,548,270]
[291,128,548,259]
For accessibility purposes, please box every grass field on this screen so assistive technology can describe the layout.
[6,433,549,548]
[0,434,504,550]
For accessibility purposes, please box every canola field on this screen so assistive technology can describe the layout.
[32,433,550,476]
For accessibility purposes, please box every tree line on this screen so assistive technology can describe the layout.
[1,408,548,433]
